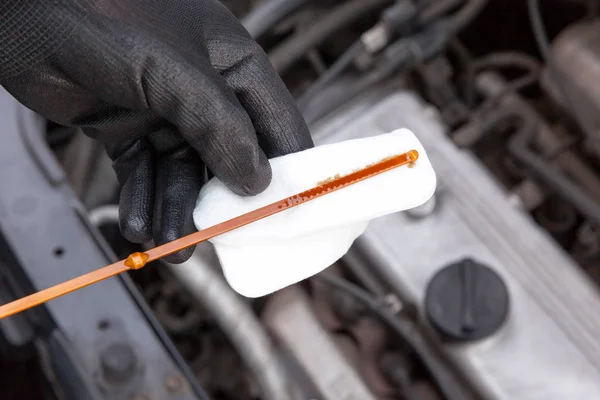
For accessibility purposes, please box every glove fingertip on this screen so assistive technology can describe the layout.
[162,247,195,264]
[225,151,272,197]
[154,227,196,264]
[119,211,153,244]
[119,183,154,243]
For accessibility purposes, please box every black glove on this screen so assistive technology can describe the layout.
[0,0,313,263]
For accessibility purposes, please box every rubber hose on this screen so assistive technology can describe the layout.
[303,62,396,124]
[303,20,451,124]
[463,104,600,227]
[465,52,540,106]
[268,0,393,74]
[315,273,469,400]
[242,0,309,39]
[447,0,489,34]
[418,0,464,24]
[502,107,600,227]
[297,40,364,110]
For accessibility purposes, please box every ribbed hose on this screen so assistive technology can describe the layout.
[268,0,393,74]
[241,0,309,39]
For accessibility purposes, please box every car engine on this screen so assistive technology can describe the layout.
[2,1,600,400]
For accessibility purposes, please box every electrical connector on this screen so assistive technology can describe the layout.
[379,20,451,68]
[361,1,418,54]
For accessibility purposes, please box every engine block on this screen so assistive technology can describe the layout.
[309,90,600,400]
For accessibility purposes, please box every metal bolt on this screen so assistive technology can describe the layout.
[382,294,403,314]
[165,374,185,393]
[361,23,389,54]
[100,342,137,384]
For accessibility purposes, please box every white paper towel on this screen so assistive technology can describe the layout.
[193,128,437,297]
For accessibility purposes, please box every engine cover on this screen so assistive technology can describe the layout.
[311,91,600,399]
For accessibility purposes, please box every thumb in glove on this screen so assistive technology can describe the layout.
[0,0,314,262]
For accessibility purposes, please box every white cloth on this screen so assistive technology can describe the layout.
[193,128,436,297]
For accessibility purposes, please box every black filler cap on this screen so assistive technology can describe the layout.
[424,258,509,341]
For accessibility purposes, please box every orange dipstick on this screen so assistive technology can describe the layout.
[0,150,419,320]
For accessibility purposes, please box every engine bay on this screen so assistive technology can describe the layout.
[3,0,600,399]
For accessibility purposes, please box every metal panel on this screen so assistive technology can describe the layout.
[0,87,206,400]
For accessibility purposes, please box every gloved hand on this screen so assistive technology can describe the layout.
[0,0,313,263]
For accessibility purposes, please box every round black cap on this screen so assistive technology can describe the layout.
[424,258,509,341]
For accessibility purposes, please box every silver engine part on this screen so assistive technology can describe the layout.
[263,287,378,400]
[266,89,600,400]
[546,21,600,156]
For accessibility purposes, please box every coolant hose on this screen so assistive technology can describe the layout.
[242,0,309,39]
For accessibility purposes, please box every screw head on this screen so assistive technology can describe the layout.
[165,374,185,393]
[100,342,137,384]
